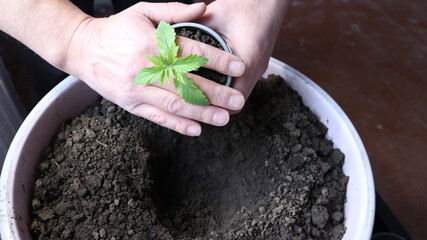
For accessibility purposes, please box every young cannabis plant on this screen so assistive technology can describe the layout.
[134,21,209,105]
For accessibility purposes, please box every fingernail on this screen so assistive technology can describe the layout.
[229,61,245,76]
[228,95,245,110]
[212,111,229,125]
[187,125,201,136]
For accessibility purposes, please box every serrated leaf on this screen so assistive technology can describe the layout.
[146,54,166,67]
[134,66,165,84]
[173,54,208,74]
[168,44,179,64]
[136,21,210,106]
[156,21,178,63]
[173,70,209,106]
[160,67,172,85]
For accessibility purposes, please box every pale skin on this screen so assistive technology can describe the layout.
[199,0,291,100]
[0,0,291,136]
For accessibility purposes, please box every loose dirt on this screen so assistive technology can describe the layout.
[31,75,348,240]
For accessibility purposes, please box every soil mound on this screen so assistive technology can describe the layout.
[31,75,348,240]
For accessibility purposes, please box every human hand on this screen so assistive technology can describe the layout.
[198,0,291,101]
[63,2,246,136]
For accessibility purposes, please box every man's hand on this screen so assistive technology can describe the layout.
[0,1,247,136]
[198,0,291,101]
[64,2,247,136]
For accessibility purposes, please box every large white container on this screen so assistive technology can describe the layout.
[0,58,375,239]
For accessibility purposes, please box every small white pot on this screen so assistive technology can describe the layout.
[0,58,375,240]
[172,22,233,87]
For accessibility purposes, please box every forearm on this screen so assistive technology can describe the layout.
[206,0,291,22]
[258,0,292,51]
[229,0,291,41]
[203,0,291,41]
[203,0,291,57]
[0,0,90,70]
[199,0,292,99]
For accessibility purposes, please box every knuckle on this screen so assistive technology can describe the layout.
[212,86,228,103]
[216,54,233,73]
[199,108,213,123]
[166,2,181,12]
[165,96,183,114]
[115,88,134,110]
[128,61,142,76]
[182,41,203,57]
[149,111,167,126]
[165,2,188,23]
[171,120,187,134]
[128,50,153,76]
[134,2,146,8]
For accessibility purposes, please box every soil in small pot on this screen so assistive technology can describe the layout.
[31,75,348,240]
[175,27,228,85]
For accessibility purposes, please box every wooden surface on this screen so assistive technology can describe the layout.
[272,1,426,239]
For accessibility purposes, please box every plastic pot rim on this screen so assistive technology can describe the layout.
[172,22,233,87]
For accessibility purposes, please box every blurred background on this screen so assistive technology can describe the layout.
[1,0,425,239]
[273,1,426,239]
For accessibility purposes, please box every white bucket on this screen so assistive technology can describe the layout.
[0,58,375,239]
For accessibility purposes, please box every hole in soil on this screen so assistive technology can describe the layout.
[149,141,273,238]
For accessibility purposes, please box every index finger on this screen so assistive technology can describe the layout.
[148,73,245,111]
[177,36,246,78]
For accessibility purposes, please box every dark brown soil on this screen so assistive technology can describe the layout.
[175,27,228,85]
[31,75,348,240]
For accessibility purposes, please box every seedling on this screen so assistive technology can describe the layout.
[134,21,209,105]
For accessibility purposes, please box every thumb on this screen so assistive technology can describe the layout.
[131,2,207,24]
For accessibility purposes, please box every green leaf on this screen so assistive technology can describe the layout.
[168,44,179,64]
[160,67,171,85]
[173,54,208,74]
[173,70,209,106]
[146,54,166,67]
[135,21,210,106]
[156,21,178,63]
[134,66,165,84]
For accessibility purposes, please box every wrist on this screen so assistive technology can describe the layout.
[42,2,93,73]
[61,17,98,79]
[0,0,91,73]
